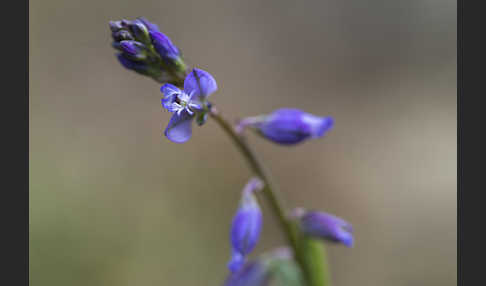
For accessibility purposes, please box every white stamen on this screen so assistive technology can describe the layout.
[170,91,198,115]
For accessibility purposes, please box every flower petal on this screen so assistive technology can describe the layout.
[301,114,334,138]
[164,112,193,143]
[259,109,308,145]
[160,83,182,111]
[255,108,334,145]
[160,83,181,97]
[230,208,262,255]
[184,68,218,99]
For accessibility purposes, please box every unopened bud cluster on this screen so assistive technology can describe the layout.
[110,17,187,85]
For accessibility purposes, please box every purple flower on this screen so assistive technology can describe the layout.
[228,178,264,273]
[293,208,354,247]
[160,68,217,143]
[238,108,334,145]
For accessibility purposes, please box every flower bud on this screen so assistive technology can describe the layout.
[228,178,264,273]
[149,30,181,62]
[128,20,151,44]
[119,40,146,60]
[238,108,334,145]
[293,208,354,247]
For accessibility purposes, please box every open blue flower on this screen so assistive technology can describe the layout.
[160,68,217,143]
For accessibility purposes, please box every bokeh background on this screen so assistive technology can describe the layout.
[30,0,456,285]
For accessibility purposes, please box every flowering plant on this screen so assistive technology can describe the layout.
[109,17,354,286]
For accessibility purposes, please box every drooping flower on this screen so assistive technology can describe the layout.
[109,17,186,84]
[293,208,354,247]
[228,178,264,273]
[160,68,218,143]
[237,108,334,145]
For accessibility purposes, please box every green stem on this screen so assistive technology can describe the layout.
[209,107,313,285]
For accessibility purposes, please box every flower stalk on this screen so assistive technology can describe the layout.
[108,17,352,286]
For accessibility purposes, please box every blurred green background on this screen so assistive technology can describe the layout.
[29,0,456,285]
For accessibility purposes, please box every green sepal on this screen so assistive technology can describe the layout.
[196,111,208,126]
[173,57,187,74]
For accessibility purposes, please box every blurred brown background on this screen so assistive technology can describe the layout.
[30,0,456,285]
